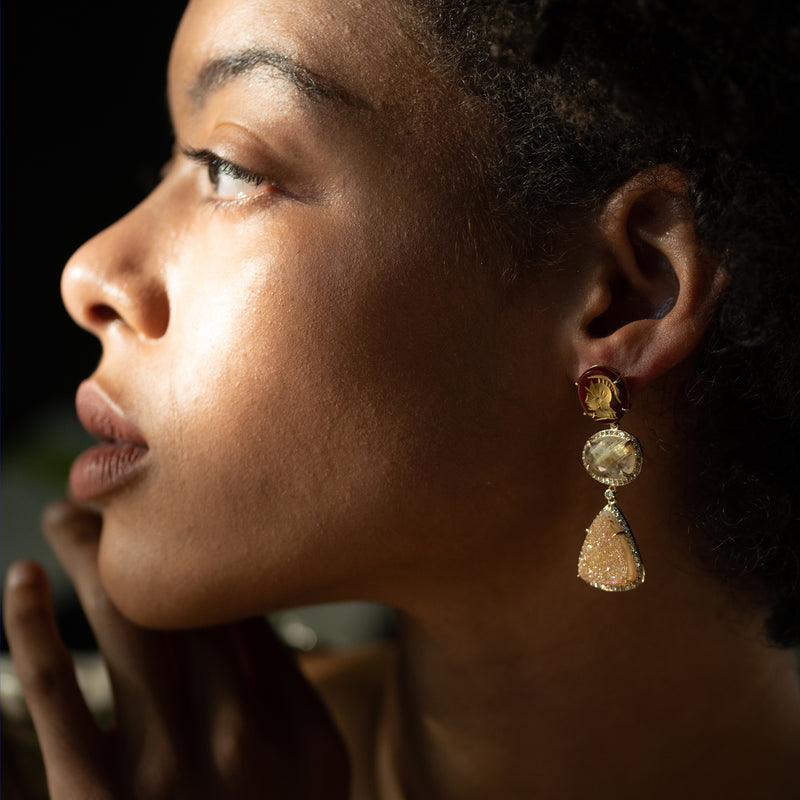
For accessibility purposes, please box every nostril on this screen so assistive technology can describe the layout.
[88,304,121,324]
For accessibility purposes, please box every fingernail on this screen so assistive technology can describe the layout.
[5,560,45,591]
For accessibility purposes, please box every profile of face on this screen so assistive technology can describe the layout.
[61,0,571,627]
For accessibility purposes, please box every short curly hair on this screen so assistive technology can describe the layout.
[413,0,800,646]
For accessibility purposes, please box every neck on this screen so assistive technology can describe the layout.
[375,523,800,799]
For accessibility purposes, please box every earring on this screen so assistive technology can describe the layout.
[575,366,645,591]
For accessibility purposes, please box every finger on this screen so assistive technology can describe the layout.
[168,621,306,795]
[174,625,254,778]
[41,500,181,742]
[233,616,321,700]
[232,617,347,748]
[3,561,105,793]
[232,618,350,792]
[176,619,348,794]
[180,617,311,721]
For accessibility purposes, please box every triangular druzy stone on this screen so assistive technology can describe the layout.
[578,505,645,591]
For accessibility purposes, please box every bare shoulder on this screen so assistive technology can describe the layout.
[300,642,395,799]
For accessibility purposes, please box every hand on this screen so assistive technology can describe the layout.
[3,500,350,799]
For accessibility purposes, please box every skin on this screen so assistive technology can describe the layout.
[56,0,556,628]
[3,0,799,797]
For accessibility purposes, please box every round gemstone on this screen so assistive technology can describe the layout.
[582,429,642,485]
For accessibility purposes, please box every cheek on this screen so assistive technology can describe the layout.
[96,207,510,627]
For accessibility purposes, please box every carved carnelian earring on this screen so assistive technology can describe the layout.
[576,366,645,591]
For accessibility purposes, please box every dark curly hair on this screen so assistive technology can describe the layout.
[412,0,800,646]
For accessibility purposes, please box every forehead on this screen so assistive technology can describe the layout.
[169,0,438,117]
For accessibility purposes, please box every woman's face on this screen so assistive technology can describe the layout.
[61,0,568,626]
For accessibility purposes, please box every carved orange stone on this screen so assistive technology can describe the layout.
[577,366,630,423]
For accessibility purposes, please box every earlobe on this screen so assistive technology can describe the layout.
[574,166,726,392]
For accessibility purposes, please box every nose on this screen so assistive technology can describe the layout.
[61,198,170,341]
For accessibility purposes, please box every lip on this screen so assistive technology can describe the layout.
[69,381,149,501]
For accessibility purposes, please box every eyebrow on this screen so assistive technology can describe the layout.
[189,47,364,110]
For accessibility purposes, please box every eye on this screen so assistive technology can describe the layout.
[182,147,271,202]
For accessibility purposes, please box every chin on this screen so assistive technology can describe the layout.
[97,535,235,630]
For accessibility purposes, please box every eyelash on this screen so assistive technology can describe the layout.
[181,146,269,200]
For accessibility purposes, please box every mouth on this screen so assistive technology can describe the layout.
[69,381,150,501]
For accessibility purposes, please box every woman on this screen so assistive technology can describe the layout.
[4,0,799,797]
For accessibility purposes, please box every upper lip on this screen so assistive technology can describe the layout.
[75,381,148,447]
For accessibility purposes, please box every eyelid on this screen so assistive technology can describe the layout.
[180,145,280,206]
[182,146,264,184]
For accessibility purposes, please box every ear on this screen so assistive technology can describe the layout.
[572,166,727,394]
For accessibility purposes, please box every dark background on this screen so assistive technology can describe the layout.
[1,3,189,648]
[1,2,187,441]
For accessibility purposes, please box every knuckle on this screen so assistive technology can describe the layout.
[211,710,253,780]
[18,652,72,700]
[41,500,101,541]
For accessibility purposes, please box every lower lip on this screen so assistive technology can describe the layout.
[69,442,149,501]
